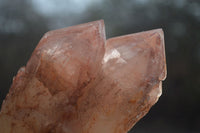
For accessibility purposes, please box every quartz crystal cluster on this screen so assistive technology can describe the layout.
[0,20,166,133]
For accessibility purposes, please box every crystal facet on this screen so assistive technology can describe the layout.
[0,20,166,133]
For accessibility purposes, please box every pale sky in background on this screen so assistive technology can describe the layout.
[30,0,103,29]
[31,0,103,16]
[0,0,199,33]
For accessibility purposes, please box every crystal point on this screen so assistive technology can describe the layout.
[0,20,166,133]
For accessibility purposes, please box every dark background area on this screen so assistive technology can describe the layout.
[0,0,200,132]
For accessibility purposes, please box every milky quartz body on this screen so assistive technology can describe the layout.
[0,20,166,133]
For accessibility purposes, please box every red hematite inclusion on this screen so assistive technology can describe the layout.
[0,20,166,133]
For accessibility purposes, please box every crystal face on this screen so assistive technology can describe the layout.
[0,20,166,133]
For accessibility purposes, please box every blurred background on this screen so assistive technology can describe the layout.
[0,0,200,132]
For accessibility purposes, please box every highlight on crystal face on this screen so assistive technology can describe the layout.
[0,20,166,133]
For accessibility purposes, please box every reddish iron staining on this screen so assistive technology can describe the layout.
[0,20,166,133]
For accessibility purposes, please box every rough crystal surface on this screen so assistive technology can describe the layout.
[0,20,166,133]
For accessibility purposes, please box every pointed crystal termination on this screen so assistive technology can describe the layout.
[0,20,166,133]
[26,20,105,95]
[99,29,167,132]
